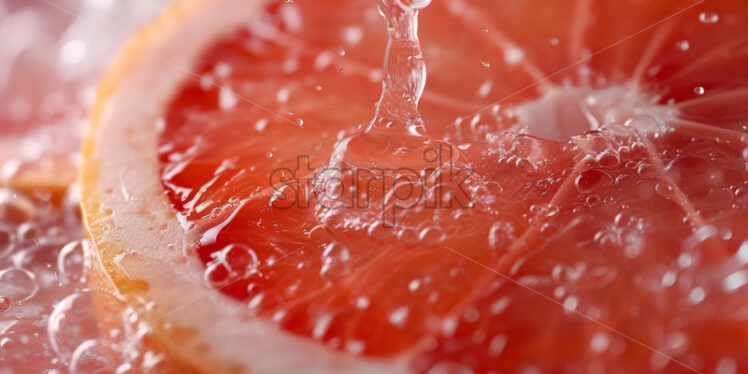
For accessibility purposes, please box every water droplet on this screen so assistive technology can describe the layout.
[688,287,706,304]
[0,189,36,224]
[346,340,366,354]
[716,357,738,374]
[662,271,677,287]
[342,26,363,45]
[355,296,371,309]
[655,182,675,199]
[488,334,507,356]
[48,291,123,363]
[479,59,491,69]
[276,87,290,103]
[320,242,351,282]
[408,279,422,292]
[503,46,524,66]
[590,333,610,353]
[218,86,238,110]
[477,80,493,98]
[213,62,232,78]
[312,314,333,340]
[694,86,705,95]
[255,118,269,132]
[0,296,10,312]
[723,271,748,293]
[388,306,409,328]
[699,11,719,24]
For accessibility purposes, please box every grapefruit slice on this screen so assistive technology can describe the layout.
[80,0,748,373]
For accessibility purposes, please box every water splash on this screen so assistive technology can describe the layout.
[367,0,429,136]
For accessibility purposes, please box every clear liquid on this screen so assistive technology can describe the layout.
[319,0,475,229]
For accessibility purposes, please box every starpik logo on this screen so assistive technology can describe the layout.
[269,143,474,227]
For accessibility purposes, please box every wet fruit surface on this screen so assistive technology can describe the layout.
[157,0,748,372]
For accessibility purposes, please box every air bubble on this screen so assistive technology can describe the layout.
[419,226,445,246]
[0,267,39,304]
[0,189,36,224]
[218,86,238,110]
[574,169,611,194]
[398,227,419,246]
[0,227,15,258]
[654,183,675,199]
[69,339,115,374]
